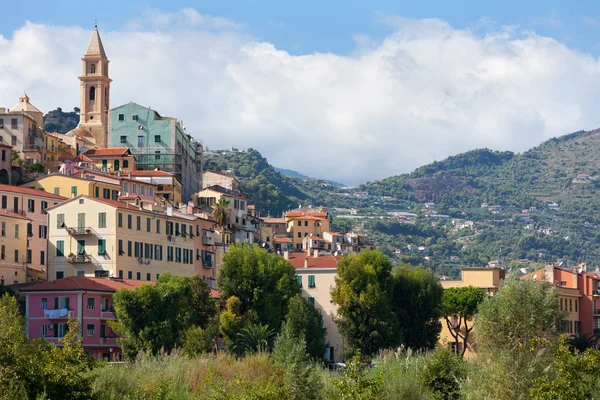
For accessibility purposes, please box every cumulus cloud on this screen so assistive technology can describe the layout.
[1,11,600,185]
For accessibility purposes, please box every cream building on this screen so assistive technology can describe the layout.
[201,170,240,191]
[287,253,343,362]
[0,94,46,164]
[0,210,31,285]
[46,196,196,281]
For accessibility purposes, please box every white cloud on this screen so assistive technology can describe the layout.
[1,12,600,185]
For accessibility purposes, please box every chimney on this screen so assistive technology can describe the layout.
[304,257,308,268]
[313,249,319,258]
[167,204,173,217]
[187,201,194,215]
[283,251,289,260]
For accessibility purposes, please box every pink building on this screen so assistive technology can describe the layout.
[22,276,147,360]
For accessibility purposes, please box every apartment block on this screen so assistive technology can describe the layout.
[0,94,46,164]
[201,170,239,190]
[0,210,31,285]
[128,170,183,205]
[46,196,197,281]
[286,208,332,250]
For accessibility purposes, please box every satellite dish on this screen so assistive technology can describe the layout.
[138,125,144,130]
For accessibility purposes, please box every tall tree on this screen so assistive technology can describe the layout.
[112,273,216,358]
[285,294,327,361]
[212,198,230,229]
[440,286,486,357]
[218,243,300,332]
[330,250,400,358]
[391,264,443,350]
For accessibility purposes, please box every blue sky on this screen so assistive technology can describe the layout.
[3,2,600,184]
[3,0,600,56]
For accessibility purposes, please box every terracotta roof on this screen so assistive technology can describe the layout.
[274,237,293,243]
[72,154,94,163]
[286,211,328,218]
[263,217,287,224]
[200,185,247,198]
[67,128,93,138]
[0,143,13,149]
[248,205,255,210]
[308,236,322,240]
[21,276,149,293]
[128,170,174,177]
[84,148,130,157]
[324,232,344,236]
[287,215,326,221]
[287,254,341,269]
[209,288,221,299]
[0,209,31,221]
[4,184,67,200]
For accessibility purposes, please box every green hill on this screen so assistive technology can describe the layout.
[43,107,80,133]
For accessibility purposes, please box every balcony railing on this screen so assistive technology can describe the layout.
[67,227,94,236]
[67,254,92,263]
[23,145,42,152]
[43,309,75,319]
[100,337,118,346]
[101,308,116,319]
[202,237,213,245]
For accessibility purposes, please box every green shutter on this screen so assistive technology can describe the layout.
[308,275,316,288]
[309,297,315,306]
[65,297,70,310]
[98,239,106,255]
[297,275,302,288]
[54,298,58,309]
[56,240,64,257]
[95,187,99,197]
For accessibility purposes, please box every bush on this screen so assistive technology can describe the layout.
[418,347,465,400]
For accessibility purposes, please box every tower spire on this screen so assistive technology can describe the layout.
[85,25,106,58]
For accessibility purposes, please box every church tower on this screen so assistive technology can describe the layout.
[78,25,111,148]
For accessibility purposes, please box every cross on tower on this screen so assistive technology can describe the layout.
[94,18,98,28]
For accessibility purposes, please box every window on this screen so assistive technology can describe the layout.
[40,251,45,266]
[0,245,4,259]
[127,215,132,229]
[0,196,5,209]
[39,225,47,239]
[118,240,124,255]
[26,249,31,263]
[98,212,107,228]
[146,218,151,232]
[560,298,563,311]
[98,239,106,255]
[90,64,96,73]
[132,115,138,121]
[87,324,95,336]
[576,299,579,312]
[156,219,161,233]
[297,221,301,227]
[41,325,48,337]
[27,223,33,238]
[308,275,316,288]
[176,247,182,263]
[89,86,96,101]
[57,213,65,229]
[128,271,132,279]
[123,160,129,168]
[77,240,86,255]
[1,150,4,161]
[0,222,4,237]
[167,246,174,261]
[54,187,60,195]
[76,270,85,277]
[103,188,110,199]
[136,272,141,280]
[298,232,301,238]
[11,119,18,129]
[87,298,95,310]
[119,135,127,144]
[136,216,141,230]
[140,186,146,196]
[308,297,315,306]
[118,270,123,279]
[56,271,64,280]
[71,186,77,196]
[569,299,573,312]
[56,240,64,257]
[100,324,106,338]
[304,221,308,227]
[137,136,144,148]
[11,136,16,146]
[296,275,302,288]
[132,184,137,194]
[28,199,34,213]
[155,245,162,261]
[41,298,47,310]
[155,151,160,160]
[14,224,18,238]
[41,201,48,214]
[13,197,18,213]
[146,273,151,281]
[127,241,132,257]
[118,213,123,228]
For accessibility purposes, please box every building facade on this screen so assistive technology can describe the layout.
[108,102,202,201]
[0,94,46,164]
[46,196,197,281]
[201,170,239,190]
[0,210,31,285]
[128,170,183,205]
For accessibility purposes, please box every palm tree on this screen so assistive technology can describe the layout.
[231,324,274,355]
[567,333,598,353]
[212,198,230,229]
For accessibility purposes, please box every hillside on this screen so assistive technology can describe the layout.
[43,107,80,133]
[275,167,347,188]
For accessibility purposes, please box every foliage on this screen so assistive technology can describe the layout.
[440,286,486,357]
[112,273,216,358]
[43,107,80,133]
[331,251,400,358]
[475,276,562,352]
[567,332,598,353]
[418,347,465,400]
[183,317,219,357]
[392,265,443,351]
[218,243,300,332]
[212,198,230,229]
[0,284,14,298]
[231,323,274,355]
[219,296,250,348]
[24,163,45,173]
[330,352,386,400]
[530,337,600,400]
[284,294,327,361]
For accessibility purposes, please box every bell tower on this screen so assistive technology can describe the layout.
[78,25,111,148]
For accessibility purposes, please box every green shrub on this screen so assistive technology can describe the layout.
[418,347,465,400]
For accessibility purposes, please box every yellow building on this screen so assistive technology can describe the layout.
[81,148,137,173]
[0,210,31,285]
[23,173,122,200]
[46,196,196,281]
[286,212,331,250]
[44,132,61,171]
[287,253,343,362]
[439,267,505,356]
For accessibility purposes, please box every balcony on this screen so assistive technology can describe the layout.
[594,290,600,297]
[202,236,213,246]
[100,337,118,346]
[101,308,116,320]
[67,227,94,236]
[23,145,42,152]
[43,309,75,319]
[67,254,92,263]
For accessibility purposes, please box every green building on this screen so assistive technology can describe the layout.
[108,102,202,201]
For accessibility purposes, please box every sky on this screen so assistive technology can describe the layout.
[2,1,600,185]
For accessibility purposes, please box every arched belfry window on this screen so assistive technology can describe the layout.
[89,86,96,101]
[90,64,96,74]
